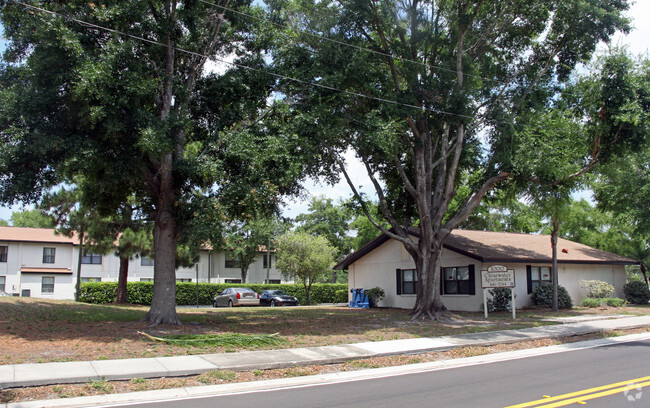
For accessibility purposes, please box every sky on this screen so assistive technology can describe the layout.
[0,2,648,223]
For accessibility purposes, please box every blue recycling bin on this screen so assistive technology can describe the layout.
[349,288,370,308]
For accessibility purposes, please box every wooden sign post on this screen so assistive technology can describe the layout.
[481,265,516,319]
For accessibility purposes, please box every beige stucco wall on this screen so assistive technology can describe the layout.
[347,238,629,312]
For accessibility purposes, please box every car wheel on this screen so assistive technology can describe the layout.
[270,300,277,307]
[228,300,233,307]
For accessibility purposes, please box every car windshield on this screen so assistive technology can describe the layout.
[268,290,287,296]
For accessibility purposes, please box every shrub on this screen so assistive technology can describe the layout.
[605,297,626,307]
[581,297,601,308]
[80,282,347,305]
[531,282,573,309]
[623,281,650,305]
[487,287,514,312]
[366,287,385,307]
[334,290,348,303]
[579,280,614,299]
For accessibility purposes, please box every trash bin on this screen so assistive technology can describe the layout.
[349,288,370,308]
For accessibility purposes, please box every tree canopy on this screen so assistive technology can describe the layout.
[0,0,315,325]
[269,0,632,319]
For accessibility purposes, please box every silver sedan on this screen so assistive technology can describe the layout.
[212,287,260,307]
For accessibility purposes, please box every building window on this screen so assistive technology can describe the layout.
[0,246,7,262]
[176,278,192,282]
[43,247,56,264]
[140,278,154,282]
[224,278,241,283]
[81,252,102,265]
[81,277,101,283]
[442,265,476,295]
[42,276,55,293]
[225,255,241,269]
[527,266,552,294]
[263,254,272,269]
[396,269,418,295]
[268,279,281,284]
[0,276,5,292]
[141,256,154,266]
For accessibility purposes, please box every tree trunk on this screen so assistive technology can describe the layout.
[240,266,248,283]
[551,217,559,312]
[75,229,84,302]
[142,154,181,326]
[410,238,447,320]
[116,256,129,304]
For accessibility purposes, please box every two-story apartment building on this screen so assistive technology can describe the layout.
[0,226,286,300]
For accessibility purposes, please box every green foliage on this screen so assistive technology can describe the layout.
[579,280,615,299]
[142,332,285,348]
[606,298,626,307]
[581,297,601,308]
[334,290,348,303]
[583,297,626,308]
[531,283,573,309]
[365,287,385,307]
[295,196,355,258]
[79,282,347,305]
[487,288,514,312]
[623,281,650,305]
[9,210,55,228]
[276,231,337,304]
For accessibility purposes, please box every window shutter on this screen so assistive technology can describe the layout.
[396,269,402,295]
[468,264,476,295]
[526,265,532,294]
[440,267,445,295]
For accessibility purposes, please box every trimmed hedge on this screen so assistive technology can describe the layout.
[79,282,348,305]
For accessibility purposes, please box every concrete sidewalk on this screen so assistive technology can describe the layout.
[2,315,650,389]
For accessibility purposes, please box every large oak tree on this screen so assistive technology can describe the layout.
[0,0,310,325]
[270,0,631,319]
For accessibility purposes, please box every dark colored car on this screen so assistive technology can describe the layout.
[212,287,260,307]
[259,290,299,307]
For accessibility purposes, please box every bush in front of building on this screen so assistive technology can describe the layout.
[487,287,514,312]
[80,282,347,305]
[579,280,614,299]
[581,297,626,308]
[531,282,573,309]
[335,290,349,303]
[623,281,650,305]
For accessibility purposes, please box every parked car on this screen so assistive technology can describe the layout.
[259,290,299,307]
[212,287,260,307]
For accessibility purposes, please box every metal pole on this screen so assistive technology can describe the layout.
[511,288,516,319]
[196,263,199,308]
[483,288,488,319]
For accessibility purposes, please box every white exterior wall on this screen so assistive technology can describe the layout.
[0,238,288,300]
[348,239,630,312]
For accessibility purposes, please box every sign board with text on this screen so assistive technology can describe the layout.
[481,265,515,288]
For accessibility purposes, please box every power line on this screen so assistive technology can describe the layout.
[14,1,550,127]
[198,0,578,98]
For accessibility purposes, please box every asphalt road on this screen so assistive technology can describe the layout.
[105,339,650,408]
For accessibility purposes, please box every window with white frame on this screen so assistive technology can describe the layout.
[0,276,5,292]
[0,246,7,262]
[176,278,192,282]
[527,266,552,293]
[81,277,101,282]
[396,269,417,295]
[42,247,56,264]
[224,278,241,283]
[81,252,102,265]
[442,265,476,295]
[42,276,55,293]
[140,278,153,282]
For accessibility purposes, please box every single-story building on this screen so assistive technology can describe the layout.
[334,228,637,311]
[0,226,287,300]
